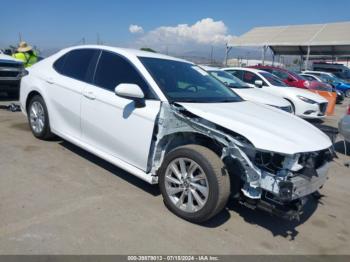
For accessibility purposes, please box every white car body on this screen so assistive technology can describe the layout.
[20,45,333,221]
[201,66,292,112]
[223,67,329,119]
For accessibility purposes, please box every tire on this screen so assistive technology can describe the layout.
[346,89,350,98]
[158,145,231,223]
[27,95,54,140]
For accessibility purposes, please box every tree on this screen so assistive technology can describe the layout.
[140,47,157,53]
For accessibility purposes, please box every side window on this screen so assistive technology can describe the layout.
[272,70,289,80]
[94,51,156,99]
[242,71,263,84]
[53,54,67,73]
[54,49,99,82]
[227,70,243,80]
[303,75,315,81]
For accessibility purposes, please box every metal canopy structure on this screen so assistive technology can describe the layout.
[227,21,350,67]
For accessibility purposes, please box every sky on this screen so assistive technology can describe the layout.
[1,0,350,56]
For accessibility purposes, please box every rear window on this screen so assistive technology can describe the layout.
[53,49,99,82]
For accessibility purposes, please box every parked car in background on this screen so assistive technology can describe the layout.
[0,52,25,98]
[312,62,350,83]
[223,67,329,119]
[303,70,350,97]
[250,65,331,90]
[201,66,293,113]
[339,104,350,143]
[20,45,334,222]
[300,73,345,104]
[249,65,336,115]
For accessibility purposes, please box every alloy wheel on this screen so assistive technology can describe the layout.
[29,101,45,134]
[164,157,209,213]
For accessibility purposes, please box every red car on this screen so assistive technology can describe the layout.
[250,65,328,90]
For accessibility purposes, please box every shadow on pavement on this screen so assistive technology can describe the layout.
[224,195,322,240]
[58,138,322,231]
[59,140,161,197]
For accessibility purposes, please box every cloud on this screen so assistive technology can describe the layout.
[133,18,236,52]
[129,24,144,34]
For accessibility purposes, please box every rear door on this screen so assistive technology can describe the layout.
[81,50,161,171]
[49,49,99,139]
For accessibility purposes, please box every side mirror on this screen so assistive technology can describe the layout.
[115,83,145,107]
[287,76,295,82]
[254,80,263,88]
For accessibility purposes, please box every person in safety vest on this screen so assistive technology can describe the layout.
[12,41,38,67]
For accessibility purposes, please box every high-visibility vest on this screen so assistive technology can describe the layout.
[12,52,38,67]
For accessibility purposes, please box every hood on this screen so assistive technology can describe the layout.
[178,101,332,155]
[0,53,23,63]
[233,88,290,107]
[283,86,328,103]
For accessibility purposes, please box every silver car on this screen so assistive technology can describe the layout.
[339,105,350,142]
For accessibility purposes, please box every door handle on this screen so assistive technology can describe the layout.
[45,77,55,84]
[83,91,96,100]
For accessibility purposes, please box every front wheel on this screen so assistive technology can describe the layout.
[159,145,231,223]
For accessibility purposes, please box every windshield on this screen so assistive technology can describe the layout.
[207,70,251,88]
[260,72,288,87]
[139,57,242,103]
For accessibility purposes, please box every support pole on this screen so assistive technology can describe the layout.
[262,46,267,65]
[300,54,304,71]
[224,43,232,66]
[304,46,310,71]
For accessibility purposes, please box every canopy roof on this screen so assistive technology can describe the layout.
[229,21,350,56]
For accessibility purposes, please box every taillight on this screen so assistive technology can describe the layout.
[347,105,350,115]
[303,81,310,88]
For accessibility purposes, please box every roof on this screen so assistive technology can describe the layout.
[229,21,350,56]
[64,45,191,63]
[199,65,220,71]
[222,67,266,74]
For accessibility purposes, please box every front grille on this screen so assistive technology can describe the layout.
[0,62,23,68]
[318,102,328,115]
[0,71,20,77]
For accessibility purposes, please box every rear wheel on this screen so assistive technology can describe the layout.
[159,145,230,223]
[27,95,54,140]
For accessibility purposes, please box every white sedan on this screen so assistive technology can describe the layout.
[20,45,333,222]
[201,66,293,113]
[223,67,329,119]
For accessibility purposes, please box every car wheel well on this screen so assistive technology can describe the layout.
[161,132,223,158]
[158,132,242,198]
[26,91,42,113]
[284,98,295,113]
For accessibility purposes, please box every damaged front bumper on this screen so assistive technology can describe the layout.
[238,153,332,220]
[149,103,333,220]
[259,162,330,201]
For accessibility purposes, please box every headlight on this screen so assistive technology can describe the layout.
[269,105,292,113]
[297,95,317,104]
